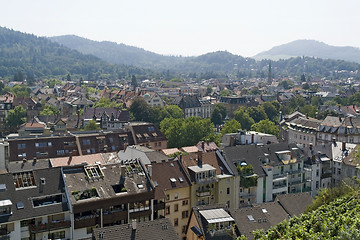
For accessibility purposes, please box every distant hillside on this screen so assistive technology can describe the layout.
[0,27,150,80]
[254,40,360,63]
[49,35,188,70]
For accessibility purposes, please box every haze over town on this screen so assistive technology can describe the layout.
[1,0,360,57]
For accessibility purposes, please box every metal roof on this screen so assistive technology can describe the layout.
[199,208,234,224]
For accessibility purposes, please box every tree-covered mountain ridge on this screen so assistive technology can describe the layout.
[0,26,151,80]
[50,35,360,78]
[0,26,359,80]
[254,39,360,63]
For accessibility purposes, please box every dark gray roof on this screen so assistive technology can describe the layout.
[173,95,201,108]
[230,201,289,240]
[222,145,267,177]
[7,159,51,173]
[0,167,68,223]
[63,162,153,206]
[275,192,313,217]
[92,218,179,240]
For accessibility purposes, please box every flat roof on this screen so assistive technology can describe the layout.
[199,208,234,224]
[188,164,216,173]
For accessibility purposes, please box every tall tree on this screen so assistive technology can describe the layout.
[6,106,26,132]
[129,97,153,122]
[251,119,279,136]
[234,106,255,130]
[221,119,241,134]
[131,75,138,90]
[84,119,101,130]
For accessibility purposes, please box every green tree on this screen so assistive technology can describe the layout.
[246,106,268,123]
[160,117,214,148]
[131,75,138,90]
[221,119,241,134]
[165,105,184,119]
[40,105,60,116]
[10,85,31,97]
[206,85,213,96]
[234,106,255,130]
[300,73,306,82]
[219,89,232,97]
[6,106,26,132]
[211,103,227,126]
[93,98,124,109]
[66,73,71,81]
[262,102,278,123]
[84,119,100,130]
[251,119,279,136]
[129,97,153,122]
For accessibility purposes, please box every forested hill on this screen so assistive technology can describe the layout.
[254,39,360,63]
[50,35,360,79]
[0,27,359,81]
[0,26,151,81]
[50,35,188,70]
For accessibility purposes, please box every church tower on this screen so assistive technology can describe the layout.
[268,61,272,84]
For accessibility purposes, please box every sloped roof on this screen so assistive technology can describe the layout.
[92,218,178,240]
[275,192,313,217]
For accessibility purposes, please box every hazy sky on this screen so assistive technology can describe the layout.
[1,0,360,57]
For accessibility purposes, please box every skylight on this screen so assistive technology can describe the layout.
[170,178,177,183]
[262,208,268,214]
[247,215,255,222]
[137,184,144,189]
[16,202,24,210]
[178,177,184,182]
[0,184,6,191]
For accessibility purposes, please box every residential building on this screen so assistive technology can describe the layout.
[173,95,213,119]
[125,122,168,151]
[218,96,258,118]
[186,204,237,240]
[62,161,155,239]
[180,151,236,209]
[285,117,321,148]
[0,167,71,240]
[222,130,278,147]
[149,160,191,239]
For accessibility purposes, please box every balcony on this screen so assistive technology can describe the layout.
[0,228,10,239]
[74,215,98,229]
[273,174,287,181]
[196,189,211,197]
[29,220,71,234]
[103,211,128,225]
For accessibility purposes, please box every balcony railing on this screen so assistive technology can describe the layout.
[196,189,211,197]
[29,220,71,233]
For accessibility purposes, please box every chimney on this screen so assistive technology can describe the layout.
[120,166,126,177]
[132,219,137,230]
[342,142,346,151]
[123,143,128,152]
[39,178,45,193]
[147,164,152,177]
[332,137,336,145]
[67,151,73,165]
[202,141,205,152]
[312,155,316,162]
[197,150,202,167]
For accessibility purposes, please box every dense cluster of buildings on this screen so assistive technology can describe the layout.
[1,77,360,240]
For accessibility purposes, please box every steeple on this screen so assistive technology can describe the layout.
[268,61,272,84]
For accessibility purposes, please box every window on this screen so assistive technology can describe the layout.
[17,144,26,149]
[338,168,341,175]
[109,138,114,143]
[227,187,230,195]
[166,195,170,201]
[48,231,65,240]
[57,150,65,155]
[83,139,91,145]
[182,210,189,219]
[182,199,188,206]
[174,204,178,212]
[20,220,29,227]
[182,225,187,233]
[165,206,170,215]
[174,193,178,199]
[316,181,319,189]
[174,218,178,227]
[35,142,48,147]
[316,170,319,177]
